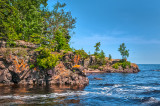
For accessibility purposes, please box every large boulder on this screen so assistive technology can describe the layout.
[0,69,12,84]
[84,59,90,68]
[51,62,89,86]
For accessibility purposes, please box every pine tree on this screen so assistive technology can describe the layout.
[94,42,101,56]
[118,43,129,60]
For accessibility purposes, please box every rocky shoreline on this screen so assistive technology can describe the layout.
[0,40,140,87]
[84,63,140,73]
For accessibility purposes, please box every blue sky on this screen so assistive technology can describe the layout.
[48,0,160,64]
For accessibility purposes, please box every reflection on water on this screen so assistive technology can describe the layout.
[0,84,85,95]
[1,64,160,105]
[0,84,85,105]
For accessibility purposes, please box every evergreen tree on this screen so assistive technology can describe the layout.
[0,1,75,49]
[109,54,112,60]
[94,42,101,56]
[118,43,129,60]
[54,27,71,52]
[99,50,105,59]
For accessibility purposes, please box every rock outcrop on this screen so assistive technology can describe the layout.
[0,46,89,87]
[83,57,140,73]
[106,63,140,73]
[0,40,140,87]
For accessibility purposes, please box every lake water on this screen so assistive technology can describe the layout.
[1,64,160,106]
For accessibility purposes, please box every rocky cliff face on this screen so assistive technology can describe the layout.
[0,40,140,86]
[0,41,89,87]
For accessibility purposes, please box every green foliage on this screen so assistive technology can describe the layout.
[0,0,75,51]
[112,63,119,69]
[94,42,101,56]
[73,70,75,73]
[6,41,16,47]
[74,49,89,59]
[49,2,76,42]
[95,50,106,66]
[96,57,106,66]
[36,48,60,69]
[112,61,131,69]
[109,54,112,60]
[54,27,71,52]
[121,61,131,69]
[0,0,78,70]
[30,64,35,69]
[118,43,129,59]
[0,0,44,43]
[89,65,100,69]
[98,50,105,59]
[93,42,107,66]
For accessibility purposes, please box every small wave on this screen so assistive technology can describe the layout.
[152,70,160,71]
[0,95,48,100]
[0,91,92,100]
[141,97,160,106]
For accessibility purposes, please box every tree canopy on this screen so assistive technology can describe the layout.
[0,0,76,51]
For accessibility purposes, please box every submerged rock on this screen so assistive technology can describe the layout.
[94,77,102,80]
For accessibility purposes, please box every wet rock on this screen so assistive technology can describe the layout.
[0,69,12,84]
[10,71,20,84]
[94,77,102,80]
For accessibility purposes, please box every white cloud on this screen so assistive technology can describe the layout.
[71,34,160,46]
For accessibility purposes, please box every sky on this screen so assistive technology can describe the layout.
[48,0,160,64]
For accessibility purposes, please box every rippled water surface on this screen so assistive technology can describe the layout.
[1,64,160,106]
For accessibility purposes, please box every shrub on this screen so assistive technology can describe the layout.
[54,27,72,52]
[6,40,16,47]
[36,48,60,69]
[112,61,131,69]
[96,57,106,66]
[112,63,119,69]
[30,64,35,69]
[89,65,100,69]
[93,43,107,66]
[74,49,89,59]
[121,61,131,69]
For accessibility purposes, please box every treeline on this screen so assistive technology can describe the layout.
[0,0,75,51]
[0,0,130,70]
[0,0,77,69]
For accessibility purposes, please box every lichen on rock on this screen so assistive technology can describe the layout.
[0,42,89,87]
